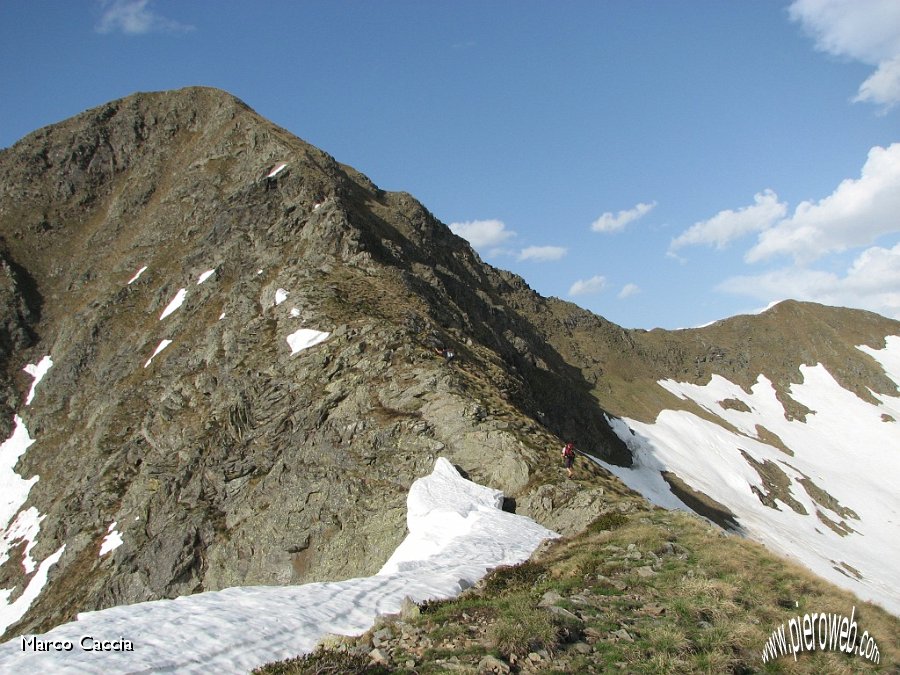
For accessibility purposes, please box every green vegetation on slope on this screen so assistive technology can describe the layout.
[256,507,898,674]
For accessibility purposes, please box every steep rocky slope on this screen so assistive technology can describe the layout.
[0,87,897,644]
[0,87,632,638]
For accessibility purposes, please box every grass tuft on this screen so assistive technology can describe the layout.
[251,646,392,674]
[488,597,559,658]
[480,560,547,595]
[586,512,628,534]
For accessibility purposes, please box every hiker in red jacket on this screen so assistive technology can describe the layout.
[562,442,576,478]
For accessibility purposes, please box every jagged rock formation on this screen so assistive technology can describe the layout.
[1,87,898,638]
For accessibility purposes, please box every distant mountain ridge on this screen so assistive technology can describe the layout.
[0,87,897,639]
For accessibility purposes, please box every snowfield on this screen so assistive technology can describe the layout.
[0,458,557,673]
[595,336,900,616]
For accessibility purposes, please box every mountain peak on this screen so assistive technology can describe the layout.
[0,87,634,637]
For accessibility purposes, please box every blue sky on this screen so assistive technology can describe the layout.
[1,1,898,329]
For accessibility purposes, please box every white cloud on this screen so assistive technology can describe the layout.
[719,242,900,320]
[590,201,656,233]
[569,275,607,296]
[449,219,516,249]
[517,246,567,262]
[670,190,787,253]
[618,283,640,299]
[746,144,900,263]
[790,0,900,108]
[96,0,194,35]
[856,56,900,108]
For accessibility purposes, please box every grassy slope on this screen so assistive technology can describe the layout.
[256,502,899,674]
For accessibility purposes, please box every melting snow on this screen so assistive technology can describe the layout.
[859,336,900,398]
[275,288,289,306]
[0,358,60,635]
[595,336,900,616]
[266,162,287,178]
[159,289,187,320]
[197,269,216,285]
[290,308,300,318]
[4,508,43,574]
[126,266,147,285]
[286,328,329,355]
[99,523,123,557]
[0,458,555,673]
[144,340,173,368]
[0,545,65,636]
[23,356,52,406]
[0,417,38,550]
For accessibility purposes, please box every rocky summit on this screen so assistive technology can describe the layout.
[0,87,898,645]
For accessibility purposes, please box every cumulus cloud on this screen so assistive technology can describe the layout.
[590,201,656,233]
[618,283,640,299]
[790,0,900,108]
[517,246,567,262]
[569,275,607,296]
[746,143,900,263]
[720,243,900,320]
[96,0,194,35]
[670,190,786,253]
[449,219,516,249]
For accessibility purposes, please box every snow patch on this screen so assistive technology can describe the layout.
[197,269,216,285]
[1,416,37,535]
[290,308,300,318]
[0,459,555,673]
[286,329,329,355]
[0,544,65,636]
[4,507,43,573]
[127,266,147,284]
[275,288,289,306]
[858,335,900,398]
[144,340,173,368]
[0,357,59,635]
[159,288,187,320]
[267,162,287,178]
[380,458,552,575]
[99,522,123,557]
[594,417,695,513]
[23,355,52,406]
